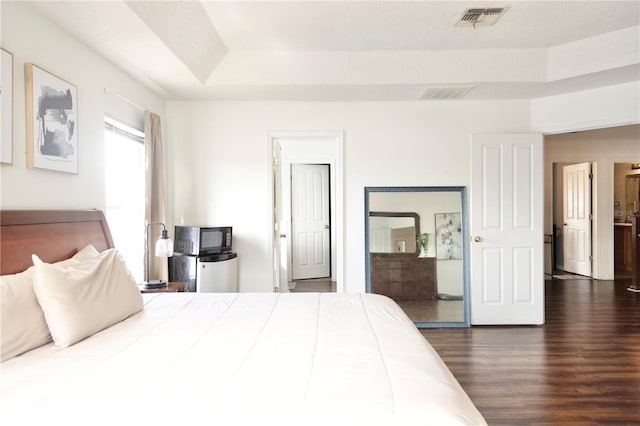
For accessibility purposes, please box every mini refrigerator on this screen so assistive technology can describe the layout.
[169,252,238,293]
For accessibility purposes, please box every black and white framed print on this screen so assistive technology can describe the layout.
[26,63,78,174]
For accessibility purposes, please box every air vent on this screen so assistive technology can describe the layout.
[456,7,509,27]
[421,85,475,100]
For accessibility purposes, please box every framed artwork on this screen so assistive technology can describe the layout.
[26,63,78,174]
[1,48,13,164]
[435,212,462,260]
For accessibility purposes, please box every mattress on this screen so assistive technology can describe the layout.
[0,292,485,426]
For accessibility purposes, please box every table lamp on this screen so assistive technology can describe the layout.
[142,222,173,289]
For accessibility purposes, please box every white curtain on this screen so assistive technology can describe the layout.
[144,111,168,282]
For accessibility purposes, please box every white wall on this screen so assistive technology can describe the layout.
[0,2,165,211]
[531,82,640,134]
[166,100,532,293]
[544,125,640,279]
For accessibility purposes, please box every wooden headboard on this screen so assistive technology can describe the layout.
[0,210,114,275]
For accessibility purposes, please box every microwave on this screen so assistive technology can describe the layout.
[174,226,232,256]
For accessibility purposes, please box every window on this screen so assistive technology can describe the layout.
[105,116,145,282]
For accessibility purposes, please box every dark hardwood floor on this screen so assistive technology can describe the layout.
[421,278,640,425]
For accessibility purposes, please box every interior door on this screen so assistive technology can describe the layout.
[470,133,544,325]
[291,164,330,280]
[562,162,592,276]
[272,139,288,292]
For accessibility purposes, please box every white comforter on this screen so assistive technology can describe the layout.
[0,292,485,426]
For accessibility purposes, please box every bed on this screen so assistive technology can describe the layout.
[0,210,485,426]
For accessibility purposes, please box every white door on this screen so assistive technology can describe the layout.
[470,133,544,325]
[562,162,592,276]
[272,139,288,292]
[291,164,330,280]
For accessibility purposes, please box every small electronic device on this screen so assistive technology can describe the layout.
[173,226,232,256]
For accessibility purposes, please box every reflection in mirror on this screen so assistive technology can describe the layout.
[365,187,470,327]
[626,174,640,221]
[369,212,419,254]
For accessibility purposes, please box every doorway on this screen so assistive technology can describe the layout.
[545,125,640,281]
[614,162,640,279]
[269,132,344,293]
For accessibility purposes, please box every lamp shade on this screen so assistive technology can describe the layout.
[155,230,173,257]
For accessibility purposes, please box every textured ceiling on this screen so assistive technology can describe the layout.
[27,1,640,101]
[202,1,639,50]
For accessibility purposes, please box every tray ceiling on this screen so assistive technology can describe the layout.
[26,1,640,101]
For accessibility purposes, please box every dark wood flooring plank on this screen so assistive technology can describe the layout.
[421,279,640,425]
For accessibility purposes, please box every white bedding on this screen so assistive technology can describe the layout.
[0,292,485,426]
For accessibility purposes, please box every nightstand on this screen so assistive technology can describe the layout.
[139,281,188,294]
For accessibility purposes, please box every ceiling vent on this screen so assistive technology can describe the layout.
[421,85,475,101]
[455,7,509,27]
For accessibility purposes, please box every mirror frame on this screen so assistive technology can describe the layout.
[364,186,470,328]
[369,211,420,255]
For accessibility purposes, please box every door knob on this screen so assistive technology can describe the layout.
[324,224,330,229]
[280,233,287,238]
[474,236,483,242]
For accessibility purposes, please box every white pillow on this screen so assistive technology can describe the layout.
[1,245,100,361]
[32,248,143,348]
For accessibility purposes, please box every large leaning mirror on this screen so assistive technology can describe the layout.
[365,186,470,327]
